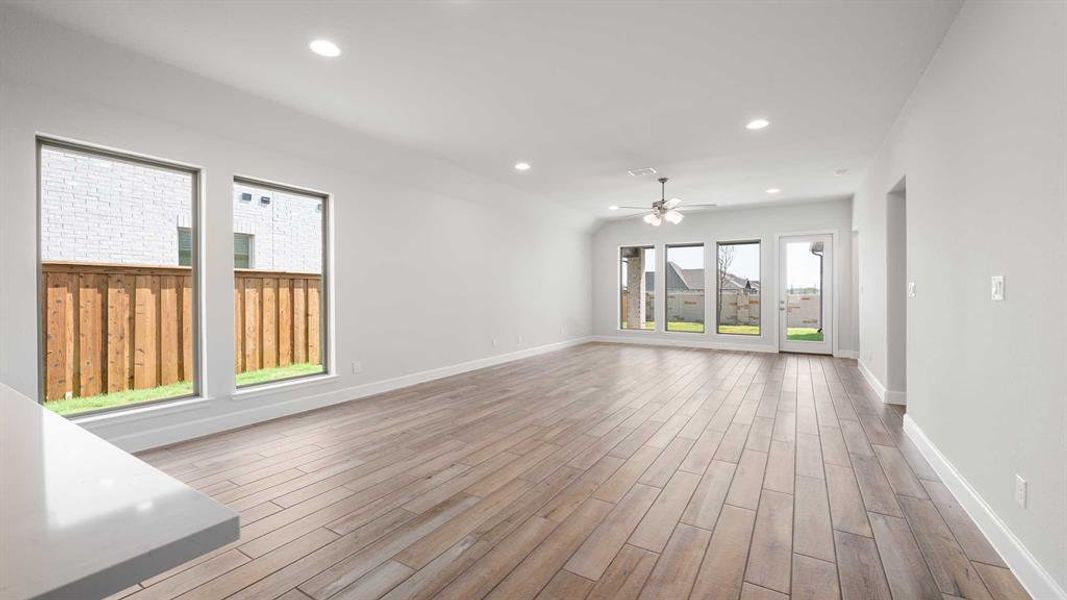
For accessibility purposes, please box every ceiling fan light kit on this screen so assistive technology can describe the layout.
[617,177,714,226]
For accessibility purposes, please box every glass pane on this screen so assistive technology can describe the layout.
[39,143,197,415]
[785,241,825,341]
[234,181,326,387]
[234,234,252,269]
[178,227,192,267]
[716,242,760,335]
[620,246,655,330]
[666,245,704,333]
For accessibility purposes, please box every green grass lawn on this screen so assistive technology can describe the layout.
[614,321,821,342]
[45,363,324,416]
[236,362,324,387]
[667,321,705,333]
[718,324,761,335]
[787,327,824,341]
[45,380,195,416]
[621,321,707,332]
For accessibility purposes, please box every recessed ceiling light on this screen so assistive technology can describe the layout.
[627,167,657,177]
[608,205,620,211]
[514,162,531,171]
[309,40,341,58]
[766,188,781,194]
[746,118,771,130]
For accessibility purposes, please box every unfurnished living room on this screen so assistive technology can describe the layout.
[0,1,1064,599]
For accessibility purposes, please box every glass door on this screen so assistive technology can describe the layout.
[779,234,833,354]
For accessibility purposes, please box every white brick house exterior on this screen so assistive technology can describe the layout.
[41,146,323,272]
[232,182,323,273]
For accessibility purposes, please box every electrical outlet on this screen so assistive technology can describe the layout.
[517,335,524,344]
[351,361,362,374]
[907,281,916,298]
[1014,474,1028,508]
[991,275,1005,301]
[491,338,498,348]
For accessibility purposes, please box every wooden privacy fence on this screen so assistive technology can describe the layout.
[41,262,322,402]
[234,269,321,375]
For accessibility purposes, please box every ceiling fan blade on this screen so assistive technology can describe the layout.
[680,203,717,209]
[664,197,682,209]
[613,206,652,210]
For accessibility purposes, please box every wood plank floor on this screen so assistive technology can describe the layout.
[119,343,1030,600]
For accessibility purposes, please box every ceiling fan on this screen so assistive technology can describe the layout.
[612,177,716,226]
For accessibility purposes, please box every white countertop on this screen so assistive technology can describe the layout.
[0,384,238,600]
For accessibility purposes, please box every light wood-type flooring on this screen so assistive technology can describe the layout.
[119,343,1030,600]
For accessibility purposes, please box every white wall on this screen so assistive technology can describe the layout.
[591,198,855,355]
[853,1,1066,594]
[0,8,593,450]
[885,186,907,396]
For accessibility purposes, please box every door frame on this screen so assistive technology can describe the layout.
[775,231,838,355]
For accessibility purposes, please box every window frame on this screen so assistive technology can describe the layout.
[233,233,254,269]
[664,242,706,334]
[36,136,203,416]
[715,239,762,337]
[231,175,331,389]
[178,226,193,267]
[618,244,657,332]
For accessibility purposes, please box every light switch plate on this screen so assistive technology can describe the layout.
[991,275,1005,301]
[906,282,916,298]
[1015,474,1027,508]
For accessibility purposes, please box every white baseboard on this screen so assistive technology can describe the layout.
[903,415,1066,600]
[884,389,907,405]
[835,349,860,359]
[857,359,895,404]
[856,359,907,405]
[590,334,778,353]
[78,337,593,453]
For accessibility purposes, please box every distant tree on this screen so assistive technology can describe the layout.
[716,245,736,325]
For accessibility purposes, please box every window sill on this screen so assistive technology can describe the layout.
[230,373,338,402]
[71,394,211,426]
[713,333,765,339]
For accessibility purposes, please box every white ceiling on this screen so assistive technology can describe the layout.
[20,1,961,216]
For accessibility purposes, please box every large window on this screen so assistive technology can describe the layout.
[233,179,327,387]
[717,241,761,335]
[620,246,655,331]
[38,140,199,415]
[666,244,705,333]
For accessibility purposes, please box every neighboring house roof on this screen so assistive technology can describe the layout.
[720,271,760,292]
[643,262,705,291]
[679,268,705,290]
[632,263,759,292]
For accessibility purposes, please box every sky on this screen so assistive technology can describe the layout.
[663,243,760,281]
[630,241,823,289]
[785,242,823,289]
